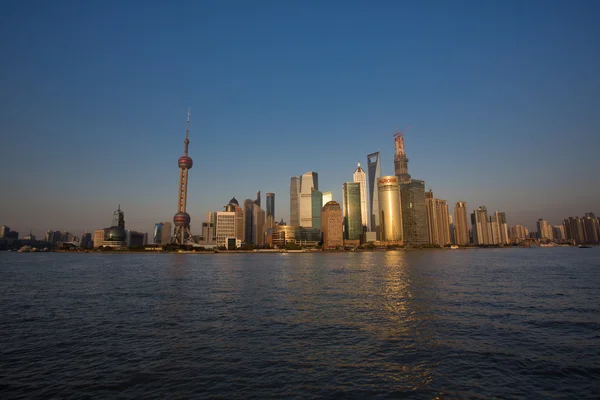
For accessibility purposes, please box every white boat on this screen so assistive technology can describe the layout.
[450,245,459,249]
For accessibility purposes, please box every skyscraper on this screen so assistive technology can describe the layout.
[300,171,319,228]
[266,192,275,230]
[582,213,599,244]
[266,193,275,220]
[378,176,403,242]
[244,199,254,245]
[322,191,333,204]
[454,202,469,245]
[367,152,381,237]
[290,177,301,226]
[342,182,362,241]
[425,190,450,246]
[471,206,491,245]
[216,211,236,248]
[353,162,369,231]
[536,218,550,240]
[393,131,411,183]
[495,211,509,245]
[173,110,193,245]
[321,201,343,248]
[399,179,428,245]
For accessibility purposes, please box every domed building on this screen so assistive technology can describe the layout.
[93,206,145,249]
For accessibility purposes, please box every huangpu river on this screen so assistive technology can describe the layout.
[1,248,599,399]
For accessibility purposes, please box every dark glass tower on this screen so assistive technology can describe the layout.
[367,152,381,238]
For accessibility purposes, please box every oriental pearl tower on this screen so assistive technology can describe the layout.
[173,109,193,245]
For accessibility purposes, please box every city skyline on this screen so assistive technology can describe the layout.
[1,1,599,236]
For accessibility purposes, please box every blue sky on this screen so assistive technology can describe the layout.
[1,0,599,236]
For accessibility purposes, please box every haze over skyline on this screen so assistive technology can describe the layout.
[1,0,599,237]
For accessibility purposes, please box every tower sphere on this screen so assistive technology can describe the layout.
[173,211,191,227]
[178,155,193,169]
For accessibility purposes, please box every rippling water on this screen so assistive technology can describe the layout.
[1,248,599,399]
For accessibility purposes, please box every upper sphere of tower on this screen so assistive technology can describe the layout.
[178,155,193,169]
[173,211,191,226]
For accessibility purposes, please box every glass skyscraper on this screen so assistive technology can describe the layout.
[342,182,362,240]
[399,179,428,245]
[367,152,381,238]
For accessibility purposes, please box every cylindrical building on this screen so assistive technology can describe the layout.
[377,176,403,242]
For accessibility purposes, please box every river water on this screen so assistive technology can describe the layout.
[1,248,599,399]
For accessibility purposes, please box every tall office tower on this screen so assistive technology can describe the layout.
[552,225,566,241]
[471,206,491,245]
[342,182,363,240]
[564,217,585,244]
[153,223,163,244]
[353,162,369,231]
[290,176,301,226]
[536,218,550,240]
[582,213,599,244]
[0,226,9,239]
[322,191,333,204]
[399,179,428,245]
[495,211,509,244]
[393,131,411,183]
[311,189,323,230]
[216,211,236,248]
[367,152,382,237]
[173,109,194,245]
[234,205,244,241]
[252,204,266,246]
[266,193,275,220]
[300,171,319,227]
[378,176,403,242]
[454,202,469,245]
[321,201,343,248]
[425,190,451,246]
[244,199,254,244]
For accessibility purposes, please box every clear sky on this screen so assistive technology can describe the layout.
[1,0,599,237]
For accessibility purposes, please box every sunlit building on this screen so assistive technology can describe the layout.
[537,218,550,240]
[378,176,403,242]
[471,206,491,245]
[353,162,369,231]
[425,190,450,246]
[290,177,301,226]
[216,211,236,248]
[454,202,469,245]
[321,201,343,248]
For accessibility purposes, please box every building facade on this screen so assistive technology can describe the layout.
[353,162,369,231]
[454,202,469,245]
[377,176,403,242]
[471,206,491,245]
[300,171,319,228]
[399,179,428,245]
[367,152,381,237]
[290,176,301,227]
[342,182,362,241]
[321,201,343,248]
[425,190,450,246]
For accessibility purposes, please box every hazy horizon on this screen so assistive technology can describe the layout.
[1,0,599,237]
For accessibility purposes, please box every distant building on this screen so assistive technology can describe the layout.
[495,212,509,245]
[582,213,599,244]
[399,179,428,245]
[80,232,93,249]
[300,171,320,228]
[342,182,362,241]
[290,176,301,227]
[321,201,343,248]
[153,222,172,245]
[0,226,9,239]
[552,225,566,241]
[425,190,450,246]
[378,176,403,242]
[367,152,382,238]
[216,211,236,247]
[537,218,550,240]
[93,230,104,248]
[564,217,584,244]
[252,204,266,246]
[454,202,469,245]
[353,162,369,231]
[322,191,333,205]
[471,206,491,245]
